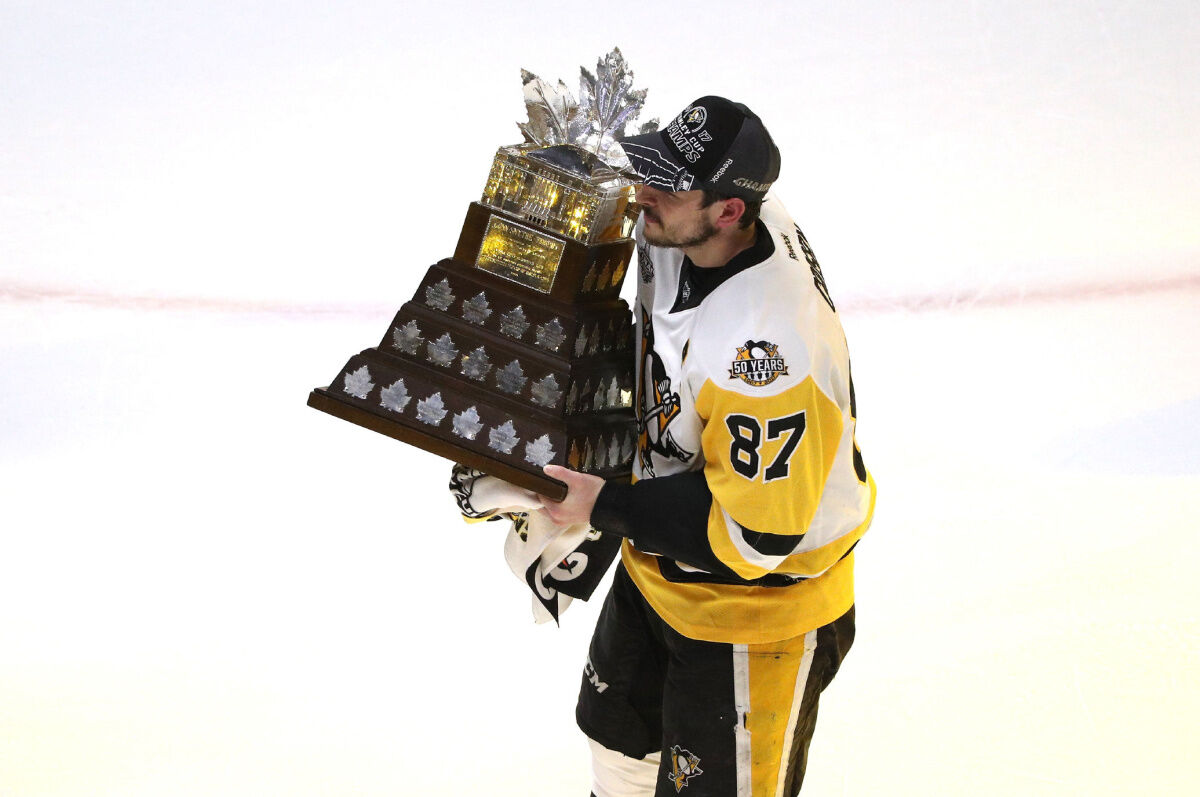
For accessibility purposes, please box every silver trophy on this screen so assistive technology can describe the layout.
[309,48,656,499]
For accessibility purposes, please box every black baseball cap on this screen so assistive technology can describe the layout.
[619,96,781,200]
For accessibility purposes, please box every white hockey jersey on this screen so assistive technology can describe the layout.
[615,196,876,644]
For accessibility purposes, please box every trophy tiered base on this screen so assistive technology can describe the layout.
[309,202,638,501]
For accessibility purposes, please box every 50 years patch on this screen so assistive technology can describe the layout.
[729,340,788,387]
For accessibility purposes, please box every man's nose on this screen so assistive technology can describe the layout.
[635,185,661,205]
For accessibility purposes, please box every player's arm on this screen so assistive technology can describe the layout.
[542,466,746,578]
[545,373,852,581]
[606,385,847,579]
[559,337,865,584]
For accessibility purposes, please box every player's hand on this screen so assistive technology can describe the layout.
[539,464,605,527]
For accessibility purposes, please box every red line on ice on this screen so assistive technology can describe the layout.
[839,272,1200,314]
[2,273,1198,318]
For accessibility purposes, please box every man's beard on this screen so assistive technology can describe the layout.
[642,212,719,249]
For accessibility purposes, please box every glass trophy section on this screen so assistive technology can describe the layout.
[482,144,640,245]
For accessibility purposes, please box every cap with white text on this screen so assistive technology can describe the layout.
[619,96,780,200]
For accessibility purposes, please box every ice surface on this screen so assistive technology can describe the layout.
[3,1,1199,793]
[1,286,1197,796]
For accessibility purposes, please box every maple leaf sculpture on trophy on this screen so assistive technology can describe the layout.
[577,48,659,169]
[518,47,658,173]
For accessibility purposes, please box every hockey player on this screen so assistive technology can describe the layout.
[541,96,877,796]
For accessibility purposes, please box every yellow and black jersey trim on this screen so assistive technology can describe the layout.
[593,470,860,588]
[591,466,875,643]
[622,539,861,645]
[618,469,874,643]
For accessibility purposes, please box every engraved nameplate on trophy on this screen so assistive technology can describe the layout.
[307,48,656,499]
[476,215,564,293]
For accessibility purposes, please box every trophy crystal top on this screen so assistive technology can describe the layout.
[482,144,639,245]
[478,47,657,247]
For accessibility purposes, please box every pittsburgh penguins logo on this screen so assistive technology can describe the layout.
[681,106,708,133]
[729,340,788,387]
[666,745,703,792]
[637,304,694,477]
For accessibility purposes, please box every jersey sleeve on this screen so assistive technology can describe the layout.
[687,269,870,582]
[692,367,853,580]
[590,470,733,574]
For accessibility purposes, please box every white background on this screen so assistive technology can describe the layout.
[2,2,1198,794]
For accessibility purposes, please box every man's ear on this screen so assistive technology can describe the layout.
[713,197,746,230]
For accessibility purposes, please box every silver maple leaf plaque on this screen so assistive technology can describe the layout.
[606,376,620,407]
[425,278,455,311]
[462,292,492,325]
[495,360,528,395]
[596,436,610,470]
[534,318,565,351]
[593,381,607,410]
[452,406,484,440]
[380,379,412,413]
[392,320,424,355]
[524,434,556,467]
[460,346,493,381]
[499,306,530,338]
[530,374,563,408]
[582,439,594,471]
[342,365,374,400]
[416,392,448,426]
[427,333,459,367]
[488,420,520,455]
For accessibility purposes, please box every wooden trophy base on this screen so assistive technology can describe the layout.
[309,203,639,502]
[308,389,571,500]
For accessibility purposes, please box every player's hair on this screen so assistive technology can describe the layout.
[700,189,762,229]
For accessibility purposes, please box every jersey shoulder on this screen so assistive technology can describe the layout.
[689,206,850,406]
